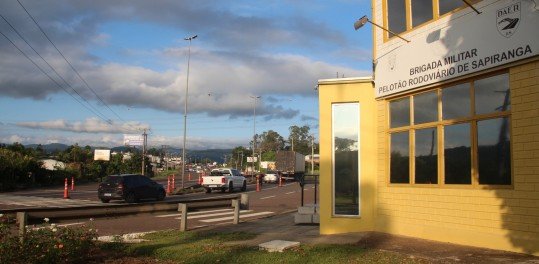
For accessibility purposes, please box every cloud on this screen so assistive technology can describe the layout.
[16,118,149,133]
[301,115,318,122]
[0,132,245,150]
[0,0,369,120]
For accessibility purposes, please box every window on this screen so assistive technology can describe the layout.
[414,91,438,124]
[387,0,407,35]
[439,0,465,16]
[332,103,360,216]
[384,0,475,41]
[389,72,511,187]
[411,0,433,27]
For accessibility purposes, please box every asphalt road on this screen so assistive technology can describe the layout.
[0,180,319,236]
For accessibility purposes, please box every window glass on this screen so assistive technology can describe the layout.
[415,128,438,184]
[387,0,407,35]
[439,0,464,15]
[332,103,360,216]
[414,91,438,124]
[390,97,410,128]
[477,118,511,185]
[474,73,510,115]
[411,0,433,26]
[390,131,410,183]
[444,123,471,184]
[442,83,470,120]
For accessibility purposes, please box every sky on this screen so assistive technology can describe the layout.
[0,0,372,150]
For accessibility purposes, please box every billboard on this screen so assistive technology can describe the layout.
[94,149,111,161]
[124,134,144,146]
[246,157,258,162]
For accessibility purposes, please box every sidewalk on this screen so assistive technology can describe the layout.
[199,212,539,264]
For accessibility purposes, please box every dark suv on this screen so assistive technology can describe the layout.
[98,174,166,203]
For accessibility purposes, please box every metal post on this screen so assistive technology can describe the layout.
[314,175,318,205]
[179,203,188,232]
[240,193,249,210]
[142,129,147,176]
[182,34,197,189]
[301,183,304,206]
[311,135,314,173]
[251,96,260,177]
[17,212,27,242]
[232,199,240,224]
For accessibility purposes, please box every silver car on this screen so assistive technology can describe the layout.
[263,171,280,183]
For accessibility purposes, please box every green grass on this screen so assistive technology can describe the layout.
[104,230,427,264]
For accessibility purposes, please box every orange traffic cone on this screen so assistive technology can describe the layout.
[63,178,70,199]
[256,177,261,192]
[71,176,75,191]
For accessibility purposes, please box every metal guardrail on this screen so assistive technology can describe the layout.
[12,194,249,241]
[1,194,248,220]
[178,194,249,231]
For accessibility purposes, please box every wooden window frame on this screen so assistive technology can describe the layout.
[382,0,481,42]
[387,71,512,189]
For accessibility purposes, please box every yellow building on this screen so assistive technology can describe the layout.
[318,0,539,255]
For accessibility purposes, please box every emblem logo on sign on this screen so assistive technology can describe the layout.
[497,1,520,38]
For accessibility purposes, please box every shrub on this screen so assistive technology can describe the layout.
[0,215,98,264]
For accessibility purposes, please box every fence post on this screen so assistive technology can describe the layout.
[178,203,188,232]
[232,199,240,224]
[240,193,249,210]
[17,212,27,243]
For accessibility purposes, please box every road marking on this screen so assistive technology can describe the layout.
[285,191,295,194]
[0,194,104,208]
[156,208,233,218]
[200,212,274,223]
[260,195,276,200]
[179,210,252,220]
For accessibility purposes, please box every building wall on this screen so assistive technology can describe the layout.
[318,78,377,234]
[366,0,539,255]
[374,59,539,256]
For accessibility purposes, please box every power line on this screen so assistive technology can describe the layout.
[0,29,111,123]
[16,0,124,122]
[0,13,111,123]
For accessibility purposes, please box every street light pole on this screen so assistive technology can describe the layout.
[250,95,260,176]
[181,34,197,189]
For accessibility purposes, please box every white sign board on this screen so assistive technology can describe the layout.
[94,149,111,161]
[124,134,144,146]
[375,0,539,98]
[246,157,258,162]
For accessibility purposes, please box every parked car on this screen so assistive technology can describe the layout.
[97,174,166,203]
[201,168,246,193]
[263,171,280,183]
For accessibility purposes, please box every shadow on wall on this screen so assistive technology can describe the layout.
[439,2,537,254]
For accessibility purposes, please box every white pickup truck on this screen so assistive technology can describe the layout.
[201,168,247,193]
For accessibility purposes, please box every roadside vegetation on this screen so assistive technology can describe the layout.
[0,125,319,192]
[0,215,98,264]
[0,143,150,191]
[98,230,427,264]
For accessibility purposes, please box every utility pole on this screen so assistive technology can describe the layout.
[162,145,168,171]
[141,129,147,176]
[251,95,260,176]
[240,152,244,172]
[311,135,315,173]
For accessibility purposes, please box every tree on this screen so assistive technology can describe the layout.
[288,125,313,155]
[229,146,249,170]
[258,130,285,153]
